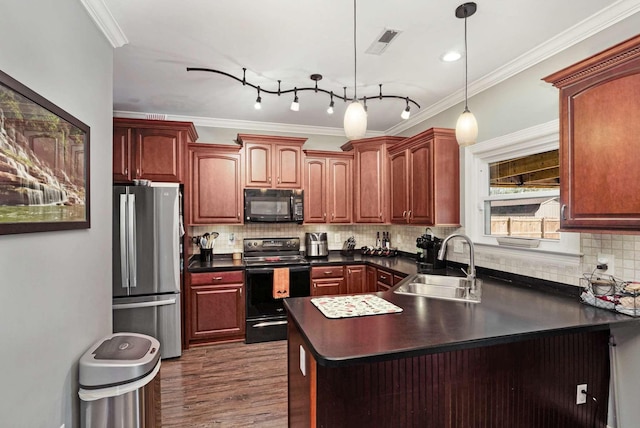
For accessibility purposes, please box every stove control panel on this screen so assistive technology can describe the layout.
[243,237,300,253]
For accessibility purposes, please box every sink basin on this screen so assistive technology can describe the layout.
[394,274,481,303]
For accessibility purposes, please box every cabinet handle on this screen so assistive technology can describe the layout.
[277,177,281,184]
[408,210,412,219]
[124,167,128,176]
[379,212,383,219]
[561,204,567,220]
[331,213,335,220]
[324,271,333,275]
[379,275,387,280]
[237,212,240,219]
[402,210,407,218]
[348,269,352,274]
[323,213,326,219]
[268,177,272,183]
[136,168,140,176]
[212,276,223,281]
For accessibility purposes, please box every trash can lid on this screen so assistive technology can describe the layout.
[79,332,161,389]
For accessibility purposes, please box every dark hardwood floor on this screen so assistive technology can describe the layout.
[160,341,288,427]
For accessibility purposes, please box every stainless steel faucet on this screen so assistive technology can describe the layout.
[437,233,476,281]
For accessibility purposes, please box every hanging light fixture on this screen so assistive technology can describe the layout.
[454,2,478,147]
[254,86,262,110]
[327,92,335,114]
[290,88,300,111]
[343,0,367,140]
[401,97,411,120]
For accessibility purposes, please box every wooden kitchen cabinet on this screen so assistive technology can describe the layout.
[345,265,366,294]
[187,270,245,345]
[366,265,377,293]
[341,136,404,223]
[186,143,242,224]
[303,150,353,223]
[237,134,307,189]
[311,266,345,296]
[388,128,460,226]
[376,268,393,292]
[543,34,640,232]
[113,118,198,183]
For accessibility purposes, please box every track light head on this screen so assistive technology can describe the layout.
[290,89,300,112]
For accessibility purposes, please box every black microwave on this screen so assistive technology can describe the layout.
[244,189,304,224]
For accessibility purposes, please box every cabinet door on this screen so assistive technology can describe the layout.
[304,158,327,223]
[245,142,272,187]
[135,128,183,182]
[189,147,242,224]
[408,143,434,224]
[346,265,366,294]
[113,126,132,183]
[354,145,385,223]
[366,266,377,293]
[275,144,302,188]
[389,150,409,223]
[190,284,245,341]
[327,158,352,223]
[311,278,345,296]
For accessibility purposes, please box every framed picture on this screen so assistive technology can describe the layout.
[0,70,90,235]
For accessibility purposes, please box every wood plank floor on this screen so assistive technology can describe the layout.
[160,341,288,427]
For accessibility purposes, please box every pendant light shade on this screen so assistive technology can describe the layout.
[455,2,478,147]
[344,100,367,140]
[455,108,478,146]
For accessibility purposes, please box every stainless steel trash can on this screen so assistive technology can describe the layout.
[79,333,161,428]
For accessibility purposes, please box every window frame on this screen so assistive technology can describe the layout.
[464,119,581,259]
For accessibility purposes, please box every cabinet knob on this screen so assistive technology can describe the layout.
[323,213,326,219]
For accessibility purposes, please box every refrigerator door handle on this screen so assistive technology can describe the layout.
[112,298,177,310]
[128,193,137,288]
[120,194,129,289]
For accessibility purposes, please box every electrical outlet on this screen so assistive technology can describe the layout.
[596,253,614,276]
[228,232,235,244]
[576,384,587,405]
[334,234,342,243]
[396,234,402,244]
[453,240,464,253]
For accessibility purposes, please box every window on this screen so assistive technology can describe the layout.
[486,149,560,240]
[464,120,579,256]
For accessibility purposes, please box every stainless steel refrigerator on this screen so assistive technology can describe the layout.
[112,183,182,359]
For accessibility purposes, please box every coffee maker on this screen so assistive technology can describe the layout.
[416,228,447,273]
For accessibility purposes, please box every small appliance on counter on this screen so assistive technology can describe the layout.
[305,232,328,258]
[416,228,447,273]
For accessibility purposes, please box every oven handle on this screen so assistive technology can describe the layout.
[252,320,288,328]
[245,265,310,274]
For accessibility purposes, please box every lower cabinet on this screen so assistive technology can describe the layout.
[187,270,245,345]
[311,266,345,296]
[366,265,377,293]
[376,268,394,292]
[345,265,366,294]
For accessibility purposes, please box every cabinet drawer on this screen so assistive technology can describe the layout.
[376,269,393,286]
[311,266,344,279]
[393,273,407,285]
[190,270,244,286]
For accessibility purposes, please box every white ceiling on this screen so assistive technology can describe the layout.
[90,0,638,136]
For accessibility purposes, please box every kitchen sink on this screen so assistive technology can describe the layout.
[394,274,481,303]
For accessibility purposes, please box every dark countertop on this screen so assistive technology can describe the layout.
[188,256,245,272]
[308,252,419,276]
[284,274,639,368]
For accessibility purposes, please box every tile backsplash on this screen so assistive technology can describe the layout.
[189,224,640,287]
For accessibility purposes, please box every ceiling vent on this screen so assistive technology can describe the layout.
[365,29,402,55]
[145,113,168,120]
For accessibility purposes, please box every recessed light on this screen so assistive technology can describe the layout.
[441,51,462,62]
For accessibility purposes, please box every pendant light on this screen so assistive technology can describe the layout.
[455,2,478,147]
[343,0,367,140]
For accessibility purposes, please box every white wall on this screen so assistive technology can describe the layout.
[0,1,113,427]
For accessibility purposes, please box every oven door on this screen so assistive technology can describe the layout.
[245,265,310,343]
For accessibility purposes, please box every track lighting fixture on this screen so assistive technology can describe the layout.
[186,0,420,140]
[254,87,262,110]
[455,2,479,147]
[290,88,300,112]
[401,98,411,120]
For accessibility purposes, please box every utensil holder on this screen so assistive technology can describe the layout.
[199,248,213,262]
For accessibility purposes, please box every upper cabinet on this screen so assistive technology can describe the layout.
[237,134,306,189]
[113,118,198,183]
[544,35,640,232]
[303,150,353,224]
[341,136,404,223]
[186,143,242,225]
[388,128,460,226]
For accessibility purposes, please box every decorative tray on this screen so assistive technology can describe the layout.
[579,272,640,317]
[310,294,403,319]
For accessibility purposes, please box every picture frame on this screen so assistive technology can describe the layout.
[0,69,90,235]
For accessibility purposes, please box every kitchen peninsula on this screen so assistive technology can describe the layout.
[285,273,637,427]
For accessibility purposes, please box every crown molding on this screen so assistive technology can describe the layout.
[387,0,640,135]
[112,110,385,138]
[80,0,128,48]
